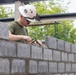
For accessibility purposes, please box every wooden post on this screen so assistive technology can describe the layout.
[15,1,21,20]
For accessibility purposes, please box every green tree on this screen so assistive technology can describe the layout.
[70,28,76,44]
[28,1,75,44]
[0,5,14,18]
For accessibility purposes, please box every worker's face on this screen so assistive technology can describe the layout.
[21,16,30,26]
[25,19,30,25]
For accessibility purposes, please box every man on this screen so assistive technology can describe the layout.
[8,4,43,45]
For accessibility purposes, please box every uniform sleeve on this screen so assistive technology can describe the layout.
[25,28,28,35]
[24,27,28,35]
[8,22,15,34]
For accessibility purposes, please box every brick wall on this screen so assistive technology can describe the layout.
[0,22,76,75]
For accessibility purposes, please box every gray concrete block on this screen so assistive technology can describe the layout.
[68,53,74,62]
[38,61,48,73]
[0,22,9,39]
[43,49,52,60]
[17,43,30,58]
[74,54,76,62]
[75,73,76,75]
[36,74,52,75]
[54,74,61,75]
[71,44,76,53]
[53,50,60,61]
[31,46,42,59]
[45,36,57,49]
[57,39,64,50]
[62,52,67,61]
[0,40,16,57]
[72,64,76,72]
[62,74,69,75]
[11,59,25,73]
[69,73,74,75]
[0,59,9,74]
[66,63,71,72]
[58,62,65,73]
[49,62,57,73]
[65,42,71,52]
[29,60,37,73]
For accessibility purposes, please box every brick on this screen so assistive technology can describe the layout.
[43,49,52,60]
[66,63,71,72]
[72,64,76,72]
[74,54,76,62]
[11,59,25,73]
[31,46,42,59]
[0,22,9,39]
[45,36,57,49]
[38,61,48,73]
[0,40,16,57]
[54,74,61,75]
[36,74,51,75]
[75,73,76,75]
[69,73,74,75]
[65,42,71,52]
[68,53,74,62]
[62,74,68,75]
[53,50,60,61]
[17,43,30,58]
[49,62,57,73]
[62,52,67,61]
[29,60,37,73]
[0,58,9,74]
[57,39,64,50]
[58,62,65,73]
[71,44,76,53]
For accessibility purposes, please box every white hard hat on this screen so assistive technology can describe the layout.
[19,4,40,22]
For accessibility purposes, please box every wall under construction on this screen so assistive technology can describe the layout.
[0,22,76,75]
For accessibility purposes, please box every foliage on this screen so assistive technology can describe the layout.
[28,1,76,44]
[70,28,76,44]
[0,5,14,18]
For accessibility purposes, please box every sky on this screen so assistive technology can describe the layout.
[67,0,76,13]
[67,0,76,27]
[59,0,76,27]
[54,0,76,27]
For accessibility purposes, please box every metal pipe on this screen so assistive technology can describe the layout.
[0,13,76,22]
[0,0,47,4]
[39,13,76,21]
[0,18,14,22]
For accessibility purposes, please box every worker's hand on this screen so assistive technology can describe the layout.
[22,35,32,43]
[36,39,43,46]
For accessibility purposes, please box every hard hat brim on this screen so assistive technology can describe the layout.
[26,13,40,22]
[19,5,41,22]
